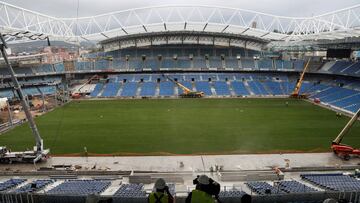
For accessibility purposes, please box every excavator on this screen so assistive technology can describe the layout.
[290,59,311,99]
[163,75,204,98]
[331,108,360,160]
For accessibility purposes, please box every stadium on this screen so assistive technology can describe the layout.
[0,1,360,202]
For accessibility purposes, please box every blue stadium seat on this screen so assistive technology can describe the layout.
[13,179,54,193]
[241,59,255,69]
[245,182,284,195]
[113,184,146,197]
[90,83,104,97]
[232,81,250,96]
[0,179,26,191]
[195,81,212,95]
[121,82,138,97]
[54,63,65,72]
[101,83,121,97]
[301,173,360,191]
[159,81,174,96]
[140,82,156,96]
[47,180,110,195]
[277,181,317,193]
[214,81,230,95]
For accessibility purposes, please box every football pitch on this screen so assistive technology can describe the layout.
[0,98,360,155]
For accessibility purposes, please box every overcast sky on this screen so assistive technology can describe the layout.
[2,0,359,18]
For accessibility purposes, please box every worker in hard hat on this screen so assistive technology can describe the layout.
[185,175,220,203]
[148,178,174,203]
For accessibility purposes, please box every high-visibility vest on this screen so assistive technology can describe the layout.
[149,192,169,203]
[191,189,215,203]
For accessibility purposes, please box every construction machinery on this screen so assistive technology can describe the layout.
[0,33,49,163]
[71,75,100,99]
[163,75,204,98]
[290,59,311,99]
[331,109,360,160]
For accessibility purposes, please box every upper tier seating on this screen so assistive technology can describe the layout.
[258,59,273,69]
[14,67,33,75]
[54,63,65,72]
[209,58,222,69]
[241,59,255,69]
[75,61,92,71]
[225,58,239,69]
[193,58,206,69]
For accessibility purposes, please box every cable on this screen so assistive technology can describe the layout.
[50,89,66,149]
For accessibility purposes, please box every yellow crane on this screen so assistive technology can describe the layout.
[290,59,311,99]
[163,75,204,98]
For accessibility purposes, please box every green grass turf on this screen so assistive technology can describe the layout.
[0,98,359,155]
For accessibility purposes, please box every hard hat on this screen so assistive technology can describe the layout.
[198,175,210,185]
[154,178,166,190]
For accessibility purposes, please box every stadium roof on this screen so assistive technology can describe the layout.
[0,2,360,45]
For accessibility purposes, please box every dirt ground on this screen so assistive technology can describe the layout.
[0,96,58,125]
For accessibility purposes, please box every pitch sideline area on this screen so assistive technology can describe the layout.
[0,98,359,155]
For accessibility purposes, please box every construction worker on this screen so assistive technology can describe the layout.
[148,178,174,203]
[185,175,218,203]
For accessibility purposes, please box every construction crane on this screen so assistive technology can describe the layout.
[163,75,204,98]
[71,75,100,99]
[331,109,360,160]
[0,33,49,163]
[290,59,311,99]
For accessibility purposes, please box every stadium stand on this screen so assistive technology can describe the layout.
[241,59,255,69]
[113,184,146,197]
[214,81,230,96]
[225,58,239,69]
[140,82,156,96]
[90,83,104,97]
[277,181,317,193]
[121,82,137,97]
[13,179,54,193]
[159,81,174,96]
[54,63,65,72]
[101,83,121,97]
[245,181,284,195]
[0,179,26,191]
[258,59,273,69]
[47,180,111,195]
[301,173,360,191]
[195,81,212,95]
[232,81,250,96]
[81,72,360,114]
